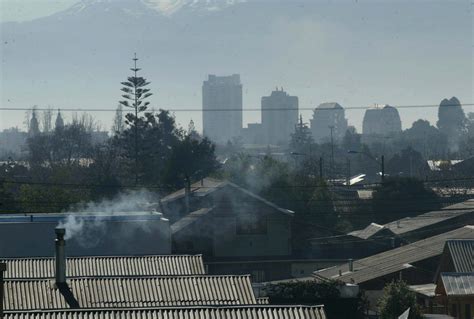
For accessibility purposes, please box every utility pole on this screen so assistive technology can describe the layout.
[381,155,385,183]
[319,157,323,179]
[132,53,139,186]
[346,157,351,187]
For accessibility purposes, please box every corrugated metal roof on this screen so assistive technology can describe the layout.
[1,255,205,279]
[3,275,257,311]
[349,200,474,239]
[314,226,474,284]
[445,239,473,273]
[3,305,326,319]
[438,273,474,296]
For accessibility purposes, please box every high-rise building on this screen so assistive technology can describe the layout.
[261,88,298,145]
[310,102,348,143]
[362,104,402,137]
[202,74,242,144]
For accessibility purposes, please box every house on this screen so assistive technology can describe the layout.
[0,211,171,257]
[433,239,474,319]
[3,275,258,311]
[435,273,473,319]
[312,200,474,259]
[162,177,294,282]
[1,254,206,278]
[2,305,327,319]
[313,226,474,310]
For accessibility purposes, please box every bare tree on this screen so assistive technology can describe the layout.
[111,104,125,135]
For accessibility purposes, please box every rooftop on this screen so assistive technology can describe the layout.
[3,305,327,319]
[162,177,293,216]
[314,226,474,284]
[437,273,474,296]
[0,211,166,223]
[1,255,205,279]
[349,200,474,239]
[3,275,256,311]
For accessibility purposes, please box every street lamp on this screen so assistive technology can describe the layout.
[348,150,385,183]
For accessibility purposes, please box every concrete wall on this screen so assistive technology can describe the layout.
[0,217,171,257]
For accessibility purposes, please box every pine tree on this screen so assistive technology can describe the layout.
[119,54,153,184]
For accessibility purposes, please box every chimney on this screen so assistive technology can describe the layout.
[348,259,354,272]
[1,263,6,318]
[55,228,66,286]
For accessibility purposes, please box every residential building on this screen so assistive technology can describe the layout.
[3,275,258,310]
[362,104,402,142]
[313,226,474,311]
[0,212,171,257]
[202,74,243,144]
[1,306,327,319]
[434,240,474,319]
[1,255,206,278]
[160,177,294,282]
[261,88,298,145]
[310,102,348,143]
[311,200,474,259]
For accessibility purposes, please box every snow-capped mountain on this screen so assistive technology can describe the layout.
[144,0,247,16]
[58,0,247,18]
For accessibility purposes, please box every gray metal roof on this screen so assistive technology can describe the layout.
[438,273,474,296]
[1,255,205,279]
[162,178,294,216]
[349,200,474,239]
[3,305,327,319]
[3,275,257,311]
[171,208,213,234]
[445,239,473,273]
[348,223,387,240]
[314,226,474,284]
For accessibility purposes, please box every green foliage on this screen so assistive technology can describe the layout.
[378,280,423,319]
[372,177,440,223]
[266,280,365,319]
[289,115,314,155]
[387,147,428,178]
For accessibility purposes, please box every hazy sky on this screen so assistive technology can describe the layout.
[0,0,76,22]
[1,0,473,133]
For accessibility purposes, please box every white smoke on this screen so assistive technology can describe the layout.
[57,189,159,247]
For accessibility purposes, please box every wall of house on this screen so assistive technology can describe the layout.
[0,216,171,257]
[212,213,291,257]
[445,297,473,319]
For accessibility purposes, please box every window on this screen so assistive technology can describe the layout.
[465,304,471,319]
[236,214,267,235]
[451,303,458,317]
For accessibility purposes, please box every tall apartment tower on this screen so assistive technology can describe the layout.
[362,104,402,136]
[202,74,243,144]
[261,88,299,145]
[310,102,348,143]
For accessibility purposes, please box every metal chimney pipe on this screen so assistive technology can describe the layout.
[55,228,66,286]
[348,259,354,272]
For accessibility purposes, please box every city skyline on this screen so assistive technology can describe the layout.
[1,0,472,133]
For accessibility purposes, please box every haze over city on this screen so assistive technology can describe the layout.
[1,1,474,319]
[1,0,472,132]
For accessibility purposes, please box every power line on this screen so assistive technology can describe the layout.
[1,103,473,113]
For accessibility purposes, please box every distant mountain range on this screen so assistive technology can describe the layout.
[1,0,471,132]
